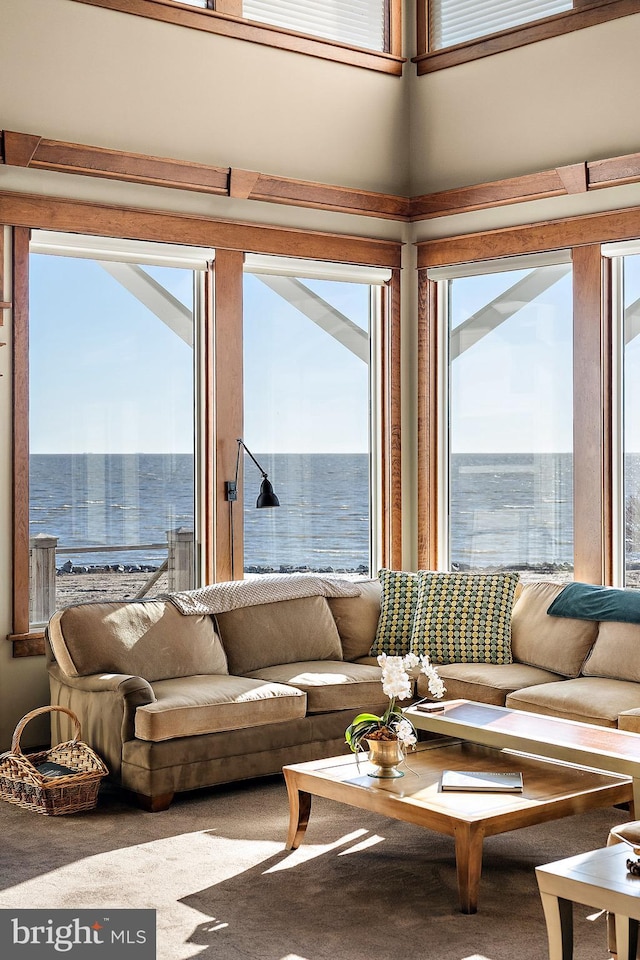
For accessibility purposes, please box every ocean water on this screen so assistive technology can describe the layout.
[28,452,640,573]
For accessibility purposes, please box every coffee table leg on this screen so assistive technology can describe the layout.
[538,892,573,960]
[454,823,484,914]
[284,771,312,850]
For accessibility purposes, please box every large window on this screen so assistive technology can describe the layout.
[240,257,388,578]
[27,233,209,624]
[430,254,574,580]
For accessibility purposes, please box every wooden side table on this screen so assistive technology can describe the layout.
[536,844,640,960]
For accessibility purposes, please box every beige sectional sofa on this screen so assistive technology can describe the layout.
[46,575,640,811]
[415,579,640,731]
[46,579,386,810]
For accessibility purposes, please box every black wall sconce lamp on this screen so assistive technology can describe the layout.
[225,438,280,577]
[225,438,280,508]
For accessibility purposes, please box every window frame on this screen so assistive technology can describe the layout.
[70,0,405,75]
[4,196,402,655]
[415,0,639,74]
[417,213,632,586]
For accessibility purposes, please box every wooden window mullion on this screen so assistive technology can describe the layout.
[11,227,31,638]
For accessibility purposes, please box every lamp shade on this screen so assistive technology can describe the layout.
[256,477,280,508]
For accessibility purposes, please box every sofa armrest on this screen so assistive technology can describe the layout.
[617,709,640,734]
[48,662,155,778]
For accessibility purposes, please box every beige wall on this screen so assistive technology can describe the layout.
[1,0,640,748]
[409,13,640,198]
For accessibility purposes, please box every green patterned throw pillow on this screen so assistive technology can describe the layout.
[410,571,519,665]
[371,568,421,657]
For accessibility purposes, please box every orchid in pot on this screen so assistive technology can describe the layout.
[345,652,445,778]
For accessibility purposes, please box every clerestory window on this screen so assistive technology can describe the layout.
[416,1,637,72]
[72,0,402,73]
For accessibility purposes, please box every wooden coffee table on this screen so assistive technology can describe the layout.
[406,699,640,811]
[283,737,632,914]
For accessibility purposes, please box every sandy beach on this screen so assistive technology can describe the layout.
[54,571,170,608]
[50,565,618,611]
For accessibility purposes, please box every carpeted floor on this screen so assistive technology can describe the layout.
[0,775,630,960]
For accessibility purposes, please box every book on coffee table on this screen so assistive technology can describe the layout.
[441,769,523,793]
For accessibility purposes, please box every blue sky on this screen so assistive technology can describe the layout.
[29,251,640,456]
[28,255,370,455]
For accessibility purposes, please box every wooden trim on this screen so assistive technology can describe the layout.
[415,0,638,74]
[417,204,640,269]
[0,191,402,268]
[601,255,614,585]
[70,0,405,75]
[387,0,403,60]
[5,129,640,225]
[213,250,244,582]
[1,130,408,221]
[417,270,438,570]
[381,270,402,569]
[11,227,30,639]
[203,263,215,584]
[572,244,608,584]
[410,153,640,222]
[8,635,45,657]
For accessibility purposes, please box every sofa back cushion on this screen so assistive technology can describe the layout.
[511,581,598,678]
[216,595,343,675]
[582,620,640,681]
[51,600,228,681]
[328,579,381,661]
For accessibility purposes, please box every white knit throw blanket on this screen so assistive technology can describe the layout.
[166,573,362,616]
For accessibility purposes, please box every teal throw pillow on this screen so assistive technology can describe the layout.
[371,568,420,657]
[547,582,640,624]
[410,571,519,665]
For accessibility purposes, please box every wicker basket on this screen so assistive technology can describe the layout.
[0,706,108,815]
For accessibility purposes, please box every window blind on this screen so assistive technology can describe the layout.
[430,0,572,50]
[242,0,386,52]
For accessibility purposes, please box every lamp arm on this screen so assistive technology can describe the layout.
[237,438,269,478]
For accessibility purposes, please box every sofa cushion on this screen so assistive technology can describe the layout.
[511,581,598,678]
[371,569,420,657]
[328,579,381,661]
[506,677,640,727]
[245,661,389,714]
[410,571,519,665]
[416,662,562,707]
[216,595,343,675]
[135,675,306,741]
[582,620,640,682]
[50,600,228,681]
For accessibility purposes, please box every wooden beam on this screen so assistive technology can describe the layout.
[0,191,402,268]
[410,170,566,220]
[3,131,41,168]
[5,127,640,225]
[417,205,640,269]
